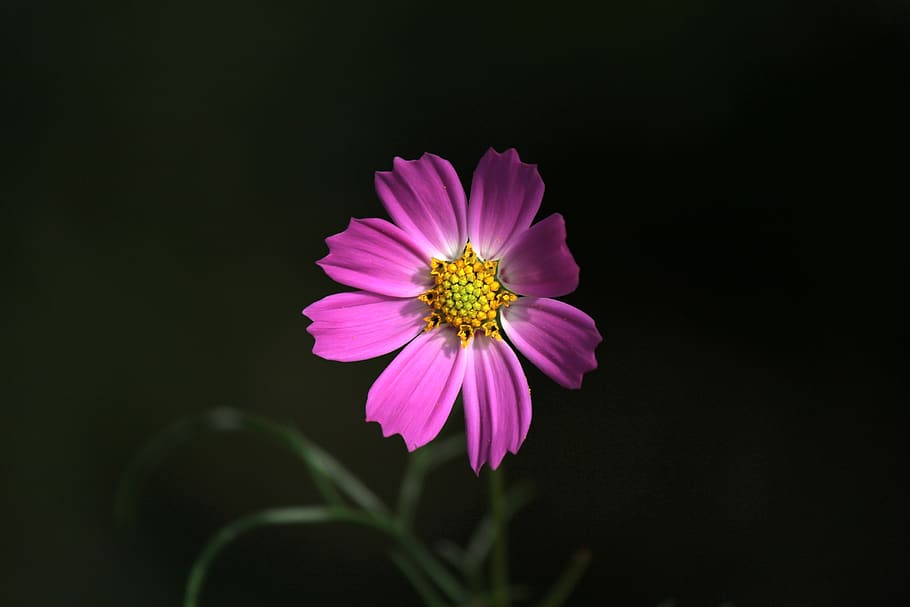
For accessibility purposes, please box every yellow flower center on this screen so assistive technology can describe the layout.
[418,243,517,347]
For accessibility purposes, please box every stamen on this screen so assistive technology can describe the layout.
[418,243,517,347]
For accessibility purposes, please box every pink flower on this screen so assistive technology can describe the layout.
[303,149,602,473]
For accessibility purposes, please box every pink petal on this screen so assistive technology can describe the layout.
[366,327,466,451]
[498,213,580,297]
[316,217,432,297]
[302,291,426,362]
[500,297,602,389]
[467,148,544,261]
[374,153,467,261]
[462,337,532,474]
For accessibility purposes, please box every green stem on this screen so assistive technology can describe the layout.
[489,466,509,607]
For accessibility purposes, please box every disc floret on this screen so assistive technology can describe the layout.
[418,243,517,346]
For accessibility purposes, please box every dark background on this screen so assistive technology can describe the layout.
[4,1,908,605]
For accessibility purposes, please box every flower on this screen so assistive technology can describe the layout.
[303,149,602,473]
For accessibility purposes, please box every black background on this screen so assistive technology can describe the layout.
[4,1,909,605]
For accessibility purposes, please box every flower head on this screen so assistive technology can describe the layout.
[303,149,602,473]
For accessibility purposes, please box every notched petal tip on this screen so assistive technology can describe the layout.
[501,297,601,390]
[365,416,424,452]
[469,444,519,475]
[468,148,545,261]
[365,328,467,456]
[303,291,425,362]
[316,216,431,298]
[374,153,467,261]
[484,146,540,169]
[499,213,581,298]
[462,338,532,475]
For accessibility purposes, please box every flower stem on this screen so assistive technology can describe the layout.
[489,465,509,607]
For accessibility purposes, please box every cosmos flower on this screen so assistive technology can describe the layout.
[303,149,602,473]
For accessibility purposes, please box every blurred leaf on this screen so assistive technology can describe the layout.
[462,480,536,586]
[118,408,471,606]
[115,407,393,526]
[184,505,399,607]
[489,466,508,607]
[468,585,534,606]
[533,549,591,607]
[435,539,466,571]
[308,439,389,515]
[397,532,469,605]
[181,506,467,607]
[397,432,465,530]
[389,548,448,607]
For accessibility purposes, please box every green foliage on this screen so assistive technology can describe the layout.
[116,407,588,607]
